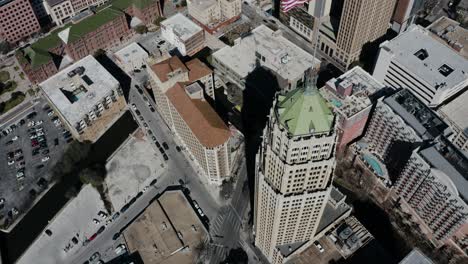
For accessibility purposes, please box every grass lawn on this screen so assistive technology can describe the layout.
[0,71,10,82]
[0,81,17,96]
[0,92,25,114]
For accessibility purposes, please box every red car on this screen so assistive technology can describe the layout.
[89,233,97,241]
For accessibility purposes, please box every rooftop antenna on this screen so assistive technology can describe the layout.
[304,0,324,95]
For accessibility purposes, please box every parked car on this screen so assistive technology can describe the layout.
[162,142,169,150]
[163,154,168,161]
[115,244,126,255]
[41,156,50,162]
[176,146,181,152]
[89,252,100,262]
[314,241,324,253]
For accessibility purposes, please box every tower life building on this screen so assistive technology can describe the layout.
[254,78,337,263]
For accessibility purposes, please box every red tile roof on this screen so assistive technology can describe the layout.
[150,56,188,82]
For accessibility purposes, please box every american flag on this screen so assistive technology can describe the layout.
[281,0,310,12]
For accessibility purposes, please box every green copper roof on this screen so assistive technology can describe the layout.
[277,85,334,136]
[112,0,155,10]
[64,7,124,44]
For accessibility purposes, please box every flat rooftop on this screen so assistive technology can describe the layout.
[419,143,468,202]
[381,25,468,90]
[439,89,468,135]
[114,42,148,65]
[40,55,120,126]
[321,67,384,118]
[189,0,217,10]
[161,13,203,41]
[384,89,450,140]
[427,16,468,59]
[124,190,208,264]
[213,24,319,82]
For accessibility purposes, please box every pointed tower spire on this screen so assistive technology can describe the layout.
[304,68,318,95]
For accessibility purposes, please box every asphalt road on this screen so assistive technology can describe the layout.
[67,70,222,264]
[209,160,249,263]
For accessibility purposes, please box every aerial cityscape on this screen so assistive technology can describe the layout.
[0,0,467,263]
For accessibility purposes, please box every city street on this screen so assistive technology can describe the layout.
[67,72,223,263]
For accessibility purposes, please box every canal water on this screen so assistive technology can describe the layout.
[0,111,137,264]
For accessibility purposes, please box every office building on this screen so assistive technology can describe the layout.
[437,90,468,153]
[187,0,241,33]
[40,55,126,142]
[320,67,385,154]
[399,249,434,264]
[161,13,205,56]
[212,24,319,98]
[360,89,451,160]
[0,0,41,43]
[393,141,468,243]
[373,25,468,108]
[124,190,208,264]
[148,56,229,185]
[44,0,108,26]
[114,42,149,73]
[427,16,468,60]
[309,0,396,71]
[254,77,340,263]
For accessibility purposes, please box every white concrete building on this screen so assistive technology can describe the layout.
[40,55,126,142]
[44,0,109,25]
[212,25,320,91]
[254,78,344,263]
[160,13,205,56]
[114,42,149,73]
[373,25,468,108]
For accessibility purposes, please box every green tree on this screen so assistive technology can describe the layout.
[135,25,148,34]
[153,16,166,27]
[79,163,106,187]
[0,41,12,55]
[50,140,92,182]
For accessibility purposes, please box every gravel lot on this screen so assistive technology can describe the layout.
[0,100,70,229]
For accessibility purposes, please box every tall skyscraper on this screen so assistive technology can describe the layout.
[300,0,397,70]
[254,76,337,263]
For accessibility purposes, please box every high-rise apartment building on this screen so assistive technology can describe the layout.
[148,56,230,185]
[0,0,41,43]
[437,90,468,153]
[254,77,338,263]
[393,142,468,243]
[373,25,468,108]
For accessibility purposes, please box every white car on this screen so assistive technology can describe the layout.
[35,120,43,125]
[8,160,15,166]
[131,104,137,110]
[197,208,205,217]
[37,131,44,136]
[27,121,35,127]
[142,186,148,193]
[12,136,19,141]
[193,201,199,209]
[41,156,50,162]
[93,218,100,224]
[47,110,54,116]
[115,244,126,255]
[314,241,324,253]
[16,171,24,178]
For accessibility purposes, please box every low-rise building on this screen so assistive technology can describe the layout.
[187,0,241,33]
[427,16,468,60]
[212,24,319,100]
[320,67,385,154]
[40,55,126,142]
[0,0,41,43]
[287,7,314,42]
[16,5,134,83]
[124,190,208,264]
[148,56,229,185]
[161,13,205,56]
[373,25,468,108]
[114,42,149,73]
[437,90,468,154]
[399,248,434,264]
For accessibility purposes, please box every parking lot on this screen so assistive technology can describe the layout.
[0,101,71,229]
